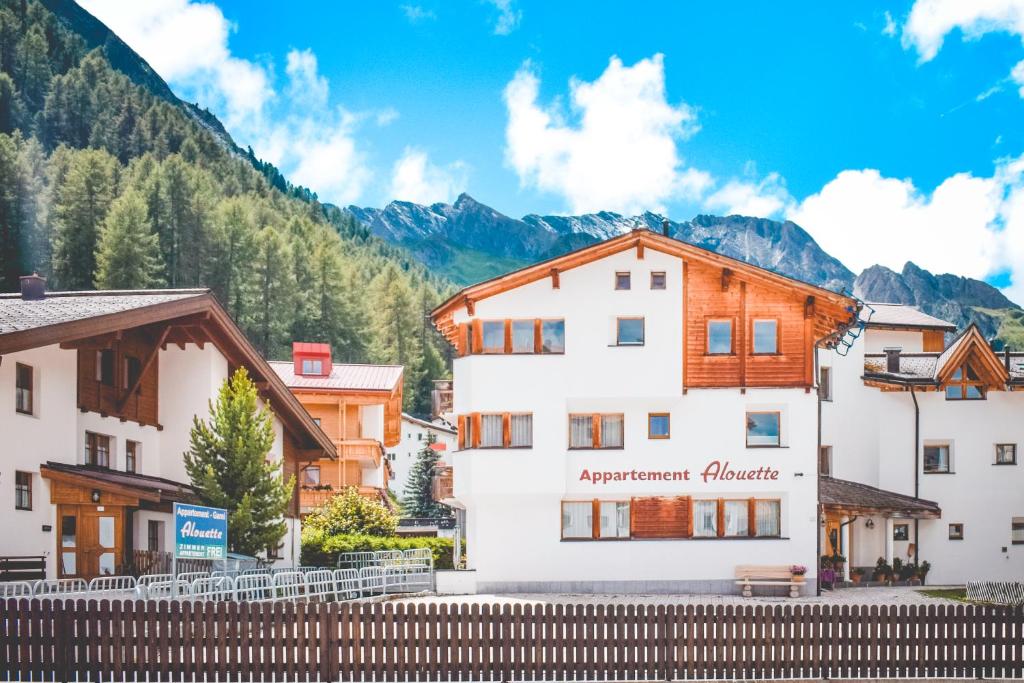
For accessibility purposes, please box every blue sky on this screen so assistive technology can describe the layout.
[81,0,1024,301]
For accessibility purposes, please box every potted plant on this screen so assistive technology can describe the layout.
[850,567,865,584]
[873,557,893,583]
[916,560,931,585]
[790,565,807,583]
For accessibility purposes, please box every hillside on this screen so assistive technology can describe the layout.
[0,0,452,414]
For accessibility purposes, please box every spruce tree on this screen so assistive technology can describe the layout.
[402,433,453,518]
[250,225,295,357]
[51,147,118,288]
[183,367,295,556]
[94,191,164,289]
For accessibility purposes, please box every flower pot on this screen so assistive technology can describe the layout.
[792,575,805,583]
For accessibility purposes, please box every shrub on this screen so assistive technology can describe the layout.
[301,528,454,569]
[303,486,398,537]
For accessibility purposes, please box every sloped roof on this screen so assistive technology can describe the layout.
[860,302,956,331]
[863,324,1010,388]
[0,289,206,335]
[402,412,457,434]
[821,477,941,518]
[269,361,403,392]
[40,462,197,505]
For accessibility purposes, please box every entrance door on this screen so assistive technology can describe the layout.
[824,515,841,558]
[78,508,123,578]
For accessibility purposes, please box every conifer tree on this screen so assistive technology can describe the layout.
[402,433,453,518]
[250,225,295,357]
[369,263,425,411]
[51,147,118,288]
[183,367,295,556]
[94,191,164,289]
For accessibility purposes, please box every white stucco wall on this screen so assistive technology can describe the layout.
[388,417,457,497]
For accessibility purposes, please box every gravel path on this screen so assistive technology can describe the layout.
[399,585,964,607]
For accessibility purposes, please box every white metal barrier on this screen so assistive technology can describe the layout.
[190,576,236,602]
[142,579,191,600]
[32,578,88,597]
[966,580,1024,606]
[235,573,273,601]
[333,569,361,600]
[303,569,336,601]
[0,581,33,598]
[177,571,210,585]
[87,576,137,595]
[270,571,304,601]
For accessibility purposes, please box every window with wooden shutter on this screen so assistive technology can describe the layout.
[630,496,690,539]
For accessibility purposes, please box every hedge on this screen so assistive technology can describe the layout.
[301,529,454,569]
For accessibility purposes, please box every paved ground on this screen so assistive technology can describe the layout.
[399,585,964,607]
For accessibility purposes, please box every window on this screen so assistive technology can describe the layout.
[462,417,474,450]
[723,500,749,537]
[923,444,951,473]
[561,502,593,539]
[510,414,533,447]
[15,363,32,415]
[480,414,504,447]
[693,500,717,537]
[648,413,670,439]
[746,411,781,447]
[707,320,732,354]
[541,320,565,353]
[301,358,323,375]
[569,413,624,449]
[123,355,142,390]
[1013,518,1024,545]
[511,320,534,353]
[482,321,505,353]
[562,501,630,540]
[302,465,321,487]
[754,500,781,537]
[266,544,281,560]
[945,364,986,400]
[819,446,832,476]
[313,417,322,427]
[147,520,164,552]
[615,272,631,290]
[949,523,964,541]
[15,471,31,510]
[650,272,666,290]
[125,441,139,473]
[893,524,909,541]
[996,444,1017,465]
[85,432,111,468]
[616,317,644,346]
[752,319,778,354]
[95,349,114,386]
[818,366,832,401]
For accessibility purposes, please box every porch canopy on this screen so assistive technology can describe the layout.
[41,461,197,511]
[821,476,940,519]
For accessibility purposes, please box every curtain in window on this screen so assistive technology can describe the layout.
[480,415,504,447]
[512,321,534,352]
[601,415,624,448]
[724,501,749,536]
[693,500,717,537]
[510,414,532,447]
[562,502,592,538]
[570,415,593,448]
[599,501,630,538]
[482,321,505,352]
[755,500,781,537]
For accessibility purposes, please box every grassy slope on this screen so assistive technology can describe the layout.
[974,307,1024,350]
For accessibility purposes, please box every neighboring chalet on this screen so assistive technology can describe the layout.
[820,303,1024,584]
[431,226,860,593]
[0,277,333,581]
[388,413,457,497]
[269,343,402,513]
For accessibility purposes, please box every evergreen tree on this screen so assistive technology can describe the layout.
[94,191,164,289]
[250,225,295,357]
[402,433,453,518]
[369,263,425,411]
[183,367,295,556]
[51,147,118,288]
[0,132,23,288]
[307,230,367,361]
[207,197,256,320]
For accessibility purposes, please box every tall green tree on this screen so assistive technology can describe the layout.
[51,147,118,288]
[183,367,295,556]
[206,197,256,320]
[249,225,295,357]
[369,263,425,411]
[94,191,164,289]
[402,433,453,518]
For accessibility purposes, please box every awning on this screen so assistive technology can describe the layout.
[40,461,197,506]
[821,476,941,519]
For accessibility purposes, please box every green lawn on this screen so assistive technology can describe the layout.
[917,588,969,602]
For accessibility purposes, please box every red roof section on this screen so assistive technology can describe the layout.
[269,360,403,392]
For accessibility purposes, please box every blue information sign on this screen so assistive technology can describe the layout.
[173,502,228,560]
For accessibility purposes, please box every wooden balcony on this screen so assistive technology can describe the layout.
[432,465,454,502]
[431,380,453,418]
[337,439,384,466]
[299,486,383,514]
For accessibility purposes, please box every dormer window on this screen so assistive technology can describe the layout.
[292,342,332,377]
[301,358,323,375]
[945,364,985,400]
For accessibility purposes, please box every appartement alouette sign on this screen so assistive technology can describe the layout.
[579,459,780,485]
[173,502,228,560]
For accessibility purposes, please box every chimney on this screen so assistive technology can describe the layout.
[19,273,46,301]
[883,346,901,374]
[661,218,670,237]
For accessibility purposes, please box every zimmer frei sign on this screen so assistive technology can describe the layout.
[173,502,228,560]
[579,459,781,485]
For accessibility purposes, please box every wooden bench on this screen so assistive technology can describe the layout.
[735,564,801,598]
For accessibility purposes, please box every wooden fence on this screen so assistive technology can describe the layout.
[2,598,1022,681]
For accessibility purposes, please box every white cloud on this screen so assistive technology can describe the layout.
[903,0,1024,62]
[883,11,898,37]
[503,54,710,215]
[401,4,436,23]
[389,148,468,205]
[704,171,794,219]
[486,0,521,35]
[79,0,383,205]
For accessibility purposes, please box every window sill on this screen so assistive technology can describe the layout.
[15,507,32,512]
[568,447,625,451]
[923,471,955,475]
[745,445,787,449]
[993,462,1018,466]
[610,343,645,348]
[560,536,790,543]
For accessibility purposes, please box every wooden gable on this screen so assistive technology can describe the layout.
[936,326,1009,390]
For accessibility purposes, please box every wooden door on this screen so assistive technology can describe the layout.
[57,505,80,578]
[824,515,841,558]
[78,507,123,578]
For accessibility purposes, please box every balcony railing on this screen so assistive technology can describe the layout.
[432,465,454,502]
[431,380,453,418]
[337,439,384,466]
[299,486,383,513]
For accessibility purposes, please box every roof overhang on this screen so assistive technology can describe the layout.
[40,464,189,505]
[821,476,941,519]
